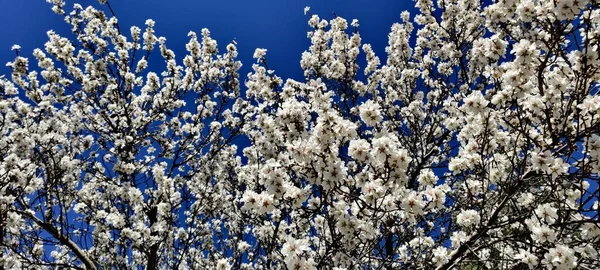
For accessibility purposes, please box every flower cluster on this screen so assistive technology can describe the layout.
[1,0,599,269]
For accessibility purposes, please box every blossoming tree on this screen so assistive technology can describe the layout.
[1,0,599,269]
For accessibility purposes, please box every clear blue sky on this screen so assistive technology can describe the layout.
[0,0,416,81]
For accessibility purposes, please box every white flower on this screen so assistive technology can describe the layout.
[432,246,449,266]
[549,158,569,179]
[462,91,489,114]
[216,258,231,270]
[535,203,558,224]
[348,139,370,162]
[456,209,480,228]
[554,0,582,20]
[542,245,577,270]
[417,169,438,186]
[282,238,310,258]
[256,192,275,214]
[531,225,556,243]
[106,213,125,228]
[516,0,536,22]
[145,19,155,27]
[359,100,382,126]
[516,249,539,269]
[450,231,469,248]
[241,190,259,212]
[304,6,310,15]
[531,150,553,173]
[401,192,425,215]
[253,48,267,61]
[308,15,319,27]
[237,241,251,252]
[581,222,600,240]
[517,193,534,206]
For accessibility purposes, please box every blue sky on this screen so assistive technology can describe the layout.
[0,0,416,82]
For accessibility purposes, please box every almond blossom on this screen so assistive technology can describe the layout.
[0,0,599,269]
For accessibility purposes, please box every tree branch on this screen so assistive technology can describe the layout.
[19,210,97,270]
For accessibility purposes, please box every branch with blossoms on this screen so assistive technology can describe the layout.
[0,0,599,269]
